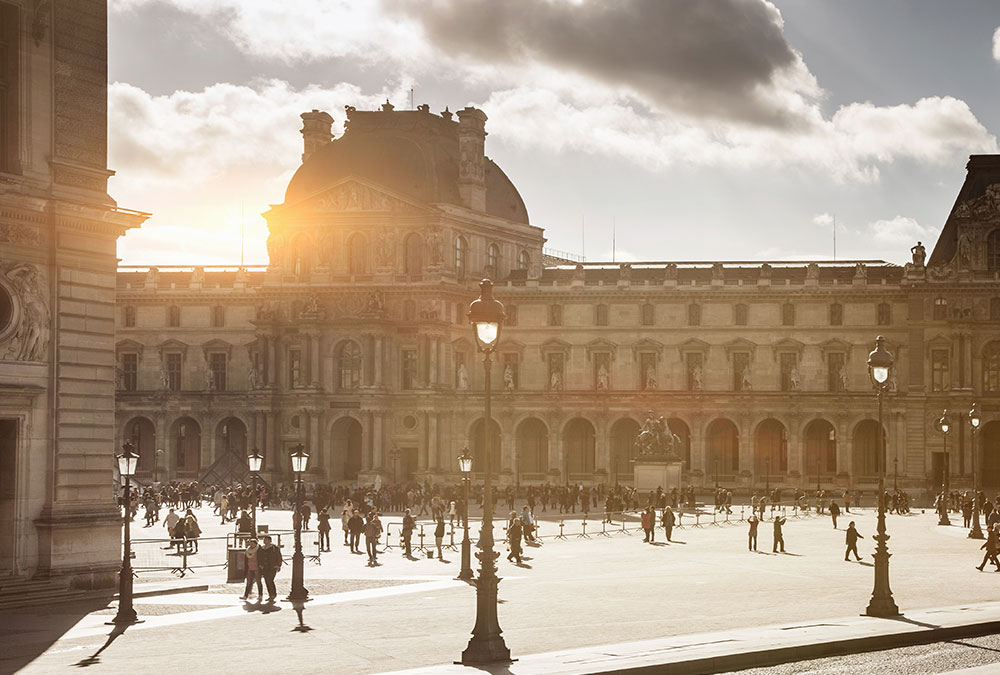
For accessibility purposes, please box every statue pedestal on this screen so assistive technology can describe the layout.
[634,458,683,494]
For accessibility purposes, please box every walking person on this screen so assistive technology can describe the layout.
[662,506,675,542]
[977,524,1000,572]
[402,508,416,558]
[348,509,364,553]
[258,535,281,603]
[317,508,331,552]
[364,511,382,565]
[748,513,759,551]
[241,538,264,601]
[641,506,654,543]
[507,516,523,565]
[844,521,863,561]
[843,490,852,514]
[829,500,841,529]
[772,515,786,553]
[341,500,353,546]
[434,516,446,560]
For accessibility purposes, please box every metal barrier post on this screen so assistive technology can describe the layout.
[556,520,568,540]
[447,522,458,551]
[694,512,703,528]
[676,511,684,529]
[384,523,394,550]
[599,518,611,537]
[418,524,427,552]
[619,513,628,535]
[578,518,590,538]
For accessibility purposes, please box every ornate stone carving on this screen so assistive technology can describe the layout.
[426,229,443,266]
[712,263,724,280]
[664,263,678,280]
[0,222,42,247]
[956,183,1000,221]
[317,182,401,211]
[31,0,50,46]
[190,266,205,285]
[853,263,867,280]
[619,263,632,280]
[759,263,772,279]
[375,229,396,267]
[806,262,820,280]
[927,264,955,281]
[0,263,50,362]
[910,241,926,267]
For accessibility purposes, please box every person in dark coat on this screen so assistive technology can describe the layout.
[829,501,841,529]
[772,515,786,553]
[347,509,364,553]
[844,521,863,561]
[977,524,1000,572]
[317,508,331,552]
[747,514,759,551]
[662,506,675,542]
[258,535,282,603]
[507,517,523,565]
[402,508,416,558]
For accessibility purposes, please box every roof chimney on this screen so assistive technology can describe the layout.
[456,106,487,212]
[300,109,334,163]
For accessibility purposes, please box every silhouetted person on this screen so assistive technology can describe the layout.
[748,514,759,551]
[844,521,863,561]
[772,515,786,553]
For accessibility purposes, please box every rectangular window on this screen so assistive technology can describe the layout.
[779,353,797,392]
[685,352,703,391]
[166,353,182,391]
[931,349,950,392]
[595,304,608,326]
[830,303,843,326]
[505,304,518,327]
[877,303,891,326]
[122,353,138,391]
[549,304,562,326]
[933,298,947,320]
[502,353,519,390]
[640,303,654,326]
[782,303,795,326]
[210,352,228,391]
[402,349,418,389]
[688,304,701,327]
[735,304,748,326]
[828,352,846,392]
[124,306,136,328]
[288,349,302,389]
[212,306,225,327]
[732,352,750,391]
[0,4,20,174]
[167,306,180,327]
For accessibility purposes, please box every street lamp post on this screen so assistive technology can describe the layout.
[864,336,900,617]
[461,279,512,665]
[389,445,401,485]
[248,448,263,535]
[287,443,310,602]
[458,448,473,581]
[969,403,984,540]
[109,442,142,626]
[893,456,898,492]
[714,458,719,490]
[936,412,951,526]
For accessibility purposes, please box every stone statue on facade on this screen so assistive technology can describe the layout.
[375,230,395,267]
[854,263,867,280]
[596,363,609,390]
[806,262,819,280]
[644,365,657,391]
[789,364,801,392]
[910,241,926,267]
[144,266,159,286]
[550,369,563,391]
[248,364,261,390]
[301,293,322,318]
[3,263,50,362]
[190,266,205,285]
[503,364,515,392]
[114,366,124,391]
[619,263,631,280]
[266,232,281,266]
[664,263,678,280]
[759,263,772,279]
[365,290,385,315]
[636,410,680,459]
[457,363,469,391]
[159,367,170,391]
[839,364,849,392]
[426,230,443,266]
[741,365,752,391]
[692,365,704,391]
[204,366,216,392]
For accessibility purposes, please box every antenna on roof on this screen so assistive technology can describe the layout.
[410,86,414,110]
[612,216,616,263]
[833,213,837,261]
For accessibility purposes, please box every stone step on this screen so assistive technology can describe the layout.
[0,577,102,611]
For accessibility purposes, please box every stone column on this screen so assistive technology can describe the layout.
[418,412,429,471]
[428,412,439,471]
[595,421,610,475]
[362,412,374,471]
[375,338,384,387]
[373,413,384,470]
[310,413,321,470]
[156,414,170,481]
[265,412,277,471]
[310,334,321,386]
[267,337,277,387]
[429,338,439,387]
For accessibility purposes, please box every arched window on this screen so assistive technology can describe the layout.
[518,250,530,270]
[985,342,1000,393]
[734,303,748,326]
[455,236,468,277]
[405,233,423,276]
[487,243,500,274]
[338,341,362,390]
[933,297,948,320]
[988,229,1000,272]
[348,233,367,275]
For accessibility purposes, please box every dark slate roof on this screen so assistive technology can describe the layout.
[928,154,1000,265]
[282,107,529,224]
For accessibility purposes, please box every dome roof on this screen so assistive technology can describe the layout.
[283,108,529,225]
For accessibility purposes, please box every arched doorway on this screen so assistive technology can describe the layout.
[215,417,247,461]
[706,418,739,479]
[171,417,201,475]
[124,417,156,475]
[515,418,547,478]
[754,419,788,482]
[331,417,363,481]
[804,419,837,484]
[470,418,501,475]
[666,417,691,470]
[564,418,596,478]
[610,418,640,484]
[982,421,1000,489]
[853,419,884,478]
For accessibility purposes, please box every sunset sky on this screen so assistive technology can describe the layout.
[108,0,1000,266]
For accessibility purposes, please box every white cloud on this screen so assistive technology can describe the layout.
[994,26,1000,62]
[865,215,936,249]
[812,213,834,227]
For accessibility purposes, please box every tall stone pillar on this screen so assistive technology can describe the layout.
[373,413,384,471]
[375,338,384,387]
[419,412,429,471]
[429,339,439,387]
[310,413,321,470]
[310,334,321,386]
[267,338,277,387]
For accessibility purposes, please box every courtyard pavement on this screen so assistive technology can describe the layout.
[2,502,999,674]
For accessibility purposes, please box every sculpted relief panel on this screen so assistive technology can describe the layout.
[0,262,51,362]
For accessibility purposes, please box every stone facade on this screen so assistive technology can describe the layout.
[114,106,1000,499]
[0,1,147,587]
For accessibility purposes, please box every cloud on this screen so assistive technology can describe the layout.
[865,215,937,248]
[812,213,834,227]
[994,26,1000,62]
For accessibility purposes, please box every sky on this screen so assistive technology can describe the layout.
[108,0,1000,266]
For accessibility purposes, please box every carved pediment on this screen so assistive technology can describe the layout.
[158,339,189,359]
[955,183,1000,221]
[632,338,664,360]
[771,338,805,358]
[451,336,474,351]
[312,179,419,213]
[819,338,852,359]
[499,339,525,354]
[585,338,618,361]
[116,339,144,359]
[201,339,232,359]
[677,338,710,360]
[724,338,757,361]
[539,338,572,357]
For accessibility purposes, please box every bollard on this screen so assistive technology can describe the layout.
[599,518,611,537]
[418,524,427,552]
[578,519,590,538]
[556,520,568,540]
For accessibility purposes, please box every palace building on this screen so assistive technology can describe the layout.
[113,102,1000,501]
